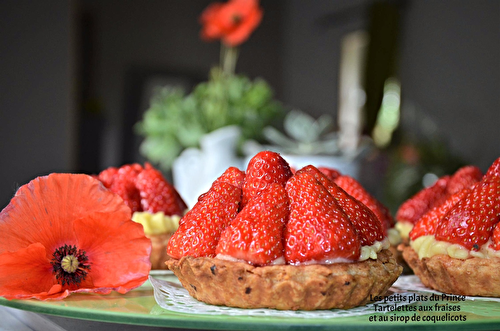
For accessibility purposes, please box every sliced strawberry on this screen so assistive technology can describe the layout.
[135,163,187,216]
[410,187,472,240]
[447,165,483,195]
[109,164,143,212]
[395,176,450,224]
[435,180,500,250]
[296,166,383,245]
[167,182,241,259]
[485,157,500,179]
[241,151,293,208]
[284,171,361,264]
[213,167,245,189]
[97,166,118,188]
[216,183,289,266]
[335,175,394,233]
[318,167,341,181]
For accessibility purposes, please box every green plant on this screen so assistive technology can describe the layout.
[135,68,284,171]
[262,109,340,155]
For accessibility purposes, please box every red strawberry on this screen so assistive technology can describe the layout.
[318,167,341,181]
[335,175,394,233]
[216,183,289,266]
[410,187,472,240]
[395,176,450,224]
[213,167,245,189]
[197,167,245,204]
[109,164,143,212]
[135,163,187,216]
[167,182,241,259]
[97,166,118,188]
[296,166,383,246]
[435,180,500,250]
[447,165,482,195]
[485,157,500,179]
[241,151,293,208]
[284,171,361,264]
[491,222,500,250]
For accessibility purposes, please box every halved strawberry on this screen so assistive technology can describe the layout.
[491,222,500,250]
[167,182,241,259]
[198,167,245,204]
[135,163,187,216]
[410,187,472,240]
[213,167,245,189]
[335,175,394,233]
[435,180,500,250]
[97,166,118,188]
[485,157,500,179]
[241,151,293,208]
[318,167,341,181]
[284,171,361,264]
[296,166,383,246]
[395,176,450,224]
[109,164,143,212]
[446,165,482,195]
[216,183,289,266]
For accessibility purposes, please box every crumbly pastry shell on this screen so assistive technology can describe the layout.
[148,233,173,270]
[165,249,402,310]
[403,246,500,297]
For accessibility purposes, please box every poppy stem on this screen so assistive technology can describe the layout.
[220,43,239,76]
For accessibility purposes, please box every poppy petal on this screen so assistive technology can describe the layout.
[200,2,225,40]
[72,211,151,294]
[0,243,69,300]
[0,174,130,256]
[0,174,150,300]
[223,7,262,46]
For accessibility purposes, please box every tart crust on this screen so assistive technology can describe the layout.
[403,246,500,297]
[165,249,402,310]
[148,233,173,270]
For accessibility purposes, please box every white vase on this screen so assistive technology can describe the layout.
[242,142,370,180]
[172,125,244,208]
[280,154,362,179]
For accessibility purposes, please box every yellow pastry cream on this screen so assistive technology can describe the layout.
[410,235,500,260]
[218,230,398,265]
[387,227,402,246]
[360,237,391,261]
[132,211,181,235]
[395,221,413,240]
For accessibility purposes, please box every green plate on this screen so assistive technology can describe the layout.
[1,275,500,330]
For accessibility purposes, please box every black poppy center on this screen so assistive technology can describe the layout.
[232,14,242,25]
[51,244,91,286]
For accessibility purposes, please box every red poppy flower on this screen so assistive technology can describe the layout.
[0,173,151,300]
[200,0,263,47]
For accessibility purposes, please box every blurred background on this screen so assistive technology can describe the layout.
[0,0,498,212]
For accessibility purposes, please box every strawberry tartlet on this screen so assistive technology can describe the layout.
[402,157,500,297]
[395,165,483,244]
[96,163,187,270]
[166,151,402,310]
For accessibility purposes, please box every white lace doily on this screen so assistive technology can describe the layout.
[392,275,500,303]
[150,276,413,318]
